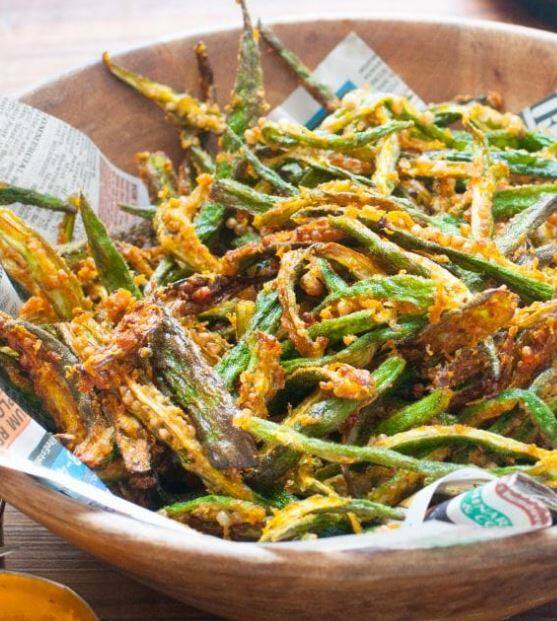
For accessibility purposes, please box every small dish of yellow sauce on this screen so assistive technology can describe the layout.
[0,571,99,621]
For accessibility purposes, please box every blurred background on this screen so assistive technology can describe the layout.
[1,0,557,95]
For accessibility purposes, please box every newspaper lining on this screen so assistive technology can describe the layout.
[1,32,557,550]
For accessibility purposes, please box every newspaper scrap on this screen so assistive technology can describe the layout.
[0,265,21,317]
[0,97,149,243]
[0,97,150,503]
[521,91,557,134]
[0,369,106,491]
[426,472,557,529]
[269,32,424,128]
[1,31,557,549]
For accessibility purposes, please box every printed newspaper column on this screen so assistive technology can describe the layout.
[0,97,149,242]
[0,388,106,488]
[0,97,150,489]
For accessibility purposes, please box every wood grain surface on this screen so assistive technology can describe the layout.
[2,2,557,620]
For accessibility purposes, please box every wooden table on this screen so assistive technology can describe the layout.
[2,1,557,619]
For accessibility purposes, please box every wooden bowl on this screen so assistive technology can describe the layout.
[2,15,557,621]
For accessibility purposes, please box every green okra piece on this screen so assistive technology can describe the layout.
[151,311,256,470]
[375,424,547,463]
[194,1,266,244]
[224,127,297,196]
[58,211,76,244]
[0,207,85,320]
[486,129,556,152]
[226,0,266,139]
[330,216,430,277]
[529,243,557,267]
[215,287,282,390]
[238,414,462,479]
[372,133,400,195]
[189,145,216,175]
[282,331,379,376]
[3,319,114,465]
[102,53,224,134]
[194,202,227,244]
[79,194,142,298]
[0,352,54,432]
[493,184,557,219]
[0,182,76,214]
[260,120,413,154]
[495,193,557,256]
[249,356,407,491]
[530,367,557,405]
[376,389,453,436]
[258,22,340,112]
[291,161,460,232]
[385,101,463,148]
[210,178,279,215]
[313,273,437,315]
[259,495,403,542]
[281,317,425,375]
[316,258,348,294]
[136,151,178,204]
[368,220,554,302]
[118,203,157,220]
[442,149,557,179]
[461,388,557,448]
[281,309,380,359]
[162,494,266,523]
[412,287,517,357]
[147,255,191,290]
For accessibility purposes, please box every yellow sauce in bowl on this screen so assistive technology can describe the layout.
[0,572,98,621]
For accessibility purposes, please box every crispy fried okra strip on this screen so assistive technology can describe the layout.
[258,22,340,112]
[249,356,407,491]
[223,127,297,196]
[150,311,257,469]
[102,52,224,134]
[260,495,403,542]
[123,378,255,499]
[277,249,328,358]
[78,194,142,298]
[237,331,285,418]
[0,207,85,319]
[493,184,557,219]
[376,389,453,436]
[495,193,557,257]
[255,119,413,154]
[461,389,557,448]
[468,123,502,240]
[411,288,517,356]
[237,413,463,478]
[0,182,76,214]
[282,318,424,374]
[0,317,114,467]
[216,287,282,389]
[162,494,266,537]
[373,424,550,463]
[366,219,553,302]
[330,216,430,277]
[194,0,266,243]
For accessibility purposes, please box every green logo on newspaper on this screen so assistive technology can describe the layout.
[458,487,513,528]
